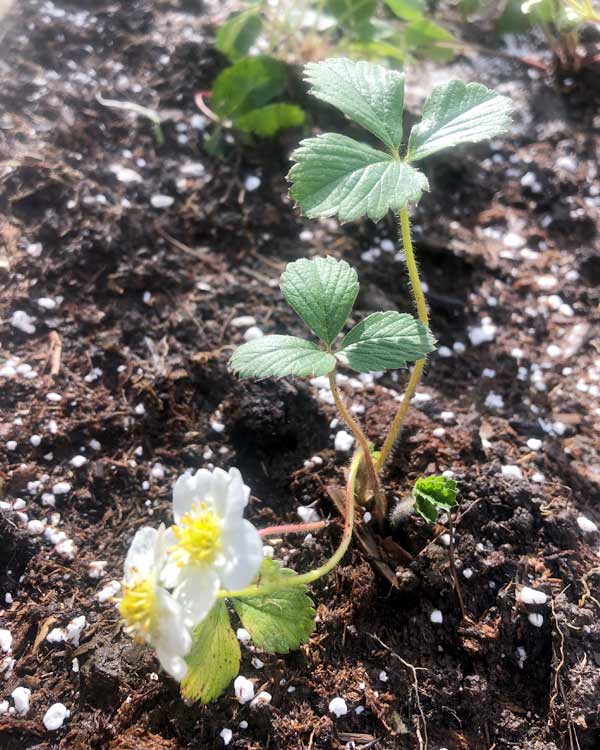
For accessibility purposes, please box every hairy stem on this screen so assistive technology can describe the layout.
[219,450,360,599]
[259,520,327,537]
[377,207,430,471]
[328,370,385,519]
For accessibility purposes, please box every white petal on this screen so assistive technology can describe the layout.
[173,469,215,522]
[155,645,188,681]
[155,587,193,656]
[154,524,170,568]
[124,527,157,583]
[228,467,250,506]
[218,520,263,591]
[211,468,247,524]
[174,568,220,629]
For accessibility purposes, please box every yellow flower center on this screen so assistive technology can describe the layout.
[172,502,222,566]
[119,576,158,641]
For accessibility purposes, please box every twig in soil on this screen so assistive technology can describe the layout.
[47,330,62,377]
[96,92,164,144]
[548,597,581,750]
[306,716,327,750]
[367,633,428,750]
[417,497,483,559]
[447,512,467,621]
[578,566,600,610]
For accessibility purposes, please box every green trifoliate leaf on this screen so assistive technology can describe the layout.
[216,9,263,62]
[280,256,359,346]
[232,559,315,653]
[230,335,336,379]
[304,58,405,150]
[413,475,458,524]
[407,80,513,161]
[212,56,287,120]
[337,311,436,373]
[181,601,240,704]
[289,133,429,223]
[234,103,305,136]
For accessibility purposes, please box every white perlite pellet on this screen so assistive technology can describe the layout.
[220,728,233,745]
[12,687,31,715]
[244,175,261,192]
[430,609,443,624]
[501,465,523,480]
[43,703,70,730]
[297,505,320,523]
[518,586,547,605]
[0,630,12,653]
[334,430,354,452]
[577,516,598,533]
[328,697,348,717]
[236,628,251,645]
[150,194,174,208]
[234,676,254,705]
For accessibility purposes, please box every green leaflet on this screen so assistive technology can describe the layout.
[325,0,378,27]
[181,601,241,704]
[404,18,457,62]
[304,58,405,150]
[289,133,429,223]
[406,80,514,161]
[216,9,263,62]
[211,56,288,120]
[384,0,425,21]
[280,256,359,346]
[337,311,436,373]
[229,335,336,378]
[232,559,315,653]
[413,475,458,524]
[234,103,305,136]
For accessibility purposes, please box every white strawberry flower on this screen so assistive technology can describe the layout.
[166,467,263,629]
[119,525,192,681]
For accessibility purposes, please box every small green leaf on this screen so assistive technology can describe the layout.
[405,18,457,62]
[232,559,315,653]
[407,80,513,161]
[289,133,429,223]
[280,256,359,346]
[233,103,305,136]
[181,601,240,703]
[212,56,288,120]
[337,311,436,372]
[216,9,263,61]
[304,58,405,150]
[384,0,425,21]
[325,0,378,27]
[413,475,458,524]
[230,335,336,378]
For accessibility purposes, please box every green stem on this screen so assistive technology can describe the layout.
[328,370,385,519]
[219,450,360,600]
[377,207,429,471]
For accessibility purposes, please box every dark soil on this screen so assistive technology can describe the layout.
[1,1,600,749]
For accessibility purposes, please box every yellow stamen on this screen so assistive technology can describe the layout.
[119,576,158,641]
[172,502,221,565]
